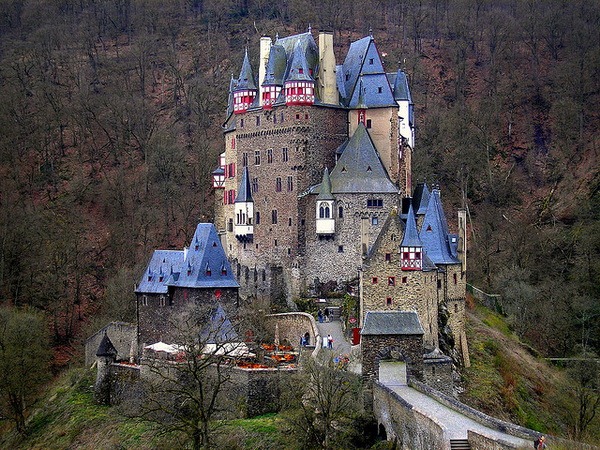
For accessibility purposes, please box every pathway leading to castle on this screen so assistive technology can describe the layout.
[382,381,531,447]
[316,319,352,355]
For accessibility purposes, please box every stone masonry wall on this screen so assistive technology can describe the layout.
[423,357,453,396]
[373,381,447,450]
[267,312,320,350]
[362,334,423,383]
[302,192,399,295]
[361,216,439,350]
[85,322,137,366]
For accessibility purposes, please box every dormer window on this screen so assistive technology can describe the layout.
[369,58,374,65]
[298,68,304,74]
[221,266,227,276]
[147,275,152,282]
[159,275,164,282]
[206,266,211,276]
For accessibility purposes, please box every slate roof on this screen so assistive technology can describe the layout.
[419,189,460,265]
[96,333,118,357]
[329,124,398,194]
[361,311,424,336]
[391,70,412,102]
[262,44,287,86]
[316,168,334,201]
[338,36,396,108]
[199,303,239,344]
[235,166,253,203]
[273,32,319,85]
[234,49,257,91]
[401,201,422,247]
[136,224,239,294]
[413,182,431,215]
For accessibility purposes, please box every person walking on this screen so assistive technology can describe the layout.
[324,308,330,323]
[327,334,333,349]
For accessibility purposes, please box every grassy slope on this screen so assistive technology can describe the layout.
[461,303,599,445]
[0,369,288,450]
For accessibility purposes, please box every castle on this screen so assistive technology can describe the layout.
[211,29,468,363]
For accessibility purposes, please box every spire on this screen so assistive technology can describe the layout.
[317,168,334,201]
[235,166,253,203]
[402,201,422,247]
[357,79,368,110]
[236,48,257,90]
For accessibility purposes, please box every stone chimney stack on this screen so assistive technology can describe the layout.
[259,36,272,106]
[318,31,337,105]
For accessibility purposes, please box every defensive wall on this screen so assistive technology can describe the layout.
[85,322,136,367]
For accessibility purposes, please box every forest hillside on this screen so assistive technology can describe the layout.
[0,0,598,442]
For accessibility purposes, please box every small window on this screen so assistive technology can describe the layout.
[228,219,233,232]
[296,113,300,119]
[377,86,383,94]
[338,206,344,218]
[305,113,309,119]
[287,176,293,191]
[267,148,273,163]
[242,152,248,167]
[254,150,261,165]
[256,116,260,126]
[388,277,395,286]
[437,279,442,289]
[240,118,244,128]
[280,112,284,122]
[272,210,278,224]
[287,248,291,255]
[159,296,166,307]
[367,198,383,208]
[274,239,278,246]
[256,211,260,224]
[372,277,378,284]
[386,297,392,306]
[366,119,372,129]
[385,253,391,262]
[369,58,374,65]
[276,177,282,192]
[402,276,407,284]
[142,295,148,306]
[282,147,289,162]
[338,245,344,253]
[372,217,379,225]
[455,303,459,313]
[288,218,292,226]
[252,177,259,193]
[454,273,458,285]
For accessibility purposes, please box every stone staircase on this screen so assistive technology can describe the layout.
[450,439,471,450]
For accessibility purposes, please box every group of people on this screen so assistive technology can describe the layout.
[317,308,330,323]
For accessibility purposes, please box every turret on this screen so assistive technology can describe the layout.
[233,49,257,114]
[401,201,422,271]
[285,44,315,106]
[316,168,335,235]
[94,333,117,405]
[261,44,286,109]
[234,167,254,241]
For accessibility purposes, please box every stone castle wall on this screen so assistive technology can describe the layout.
[302,192,399,294]
[361,334,423,384]
[85,322,137,366]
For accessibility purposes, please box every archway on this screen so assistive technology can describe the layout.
[377,347,408,386]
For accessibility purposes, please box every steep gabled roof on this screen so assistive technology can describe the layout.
[364,209,403,260]
[234,48,257,91]
[361,311,424,336]
[171,224,239,289]
[235,166,253,203]
[262,44,287,86]
[338,36,396,108]
[419,189,460,265]
[136,224,239,293]
[401,202,422,247]
[274,31,319,85]
[329,124,398,194]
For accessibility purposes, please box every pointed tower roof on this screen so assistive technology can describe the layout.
[402,201,422,247]
[235,166,253,203]
[235,48,257,90]
[419,189,460,265]
[96,333,117,358]
[262,44,287,86]
[356,79,368,110]
[413,182,431,215]
[329,124,398,194]
[316,168,334,201]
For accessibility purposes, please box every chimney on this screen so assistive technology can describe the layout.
[259,36,272,106]
[318,31,337,105]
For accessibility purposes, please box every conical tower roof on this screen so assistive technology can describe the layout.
[235,166,253,203]
[401,201,422,247]
[316,168,334,201]
[235,48,257,91]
